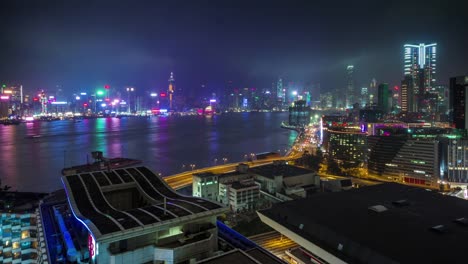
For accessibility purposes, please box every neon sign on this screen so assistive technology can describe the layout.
[88,234,96,259]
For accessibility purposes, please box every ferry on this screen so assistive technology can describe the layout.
[61,151,142,176]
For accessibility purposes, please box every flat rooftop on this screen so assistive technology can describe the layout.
[62,166,227,240]
[258,183,468,264]
[249,164,313,179]
[230,181,258,190]
[197,248,285,264]
[193,172,216,178]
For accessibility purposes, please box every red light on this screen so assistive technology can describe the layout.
[394,86,399,91]
[105,98,110,102]
[33,97,39,101]
[83,103,88,107]
[104,84,110,89]
[160,93,167,97]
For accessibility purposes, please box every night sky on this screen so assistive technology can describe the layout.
[1,0,467,95]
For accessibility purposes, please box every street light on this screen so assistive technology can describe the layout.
[214,158,218,165]
[223,158,228,164]
[190,164,196,171]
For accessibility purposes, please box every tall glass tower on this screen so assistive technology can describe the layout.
[403,43,437,112]
[346,65,355,108]
[404,43,437,87]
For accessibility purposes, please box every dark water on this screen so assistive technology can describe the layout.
[0,112,296,192]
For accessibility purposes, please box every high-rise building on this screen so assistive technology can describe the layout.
[168,72,175,109]
[401,75,415,112]
[377,83,390,113]
[403,43,437,112]
[432,84,448,114]
[369,78,377,105]
[288,100,311,127]
[346,65,355,108]
[450,76,468,129]
[276,78,284,108]
[360,87,368,107]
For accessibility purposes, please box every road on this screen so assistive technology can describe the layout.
[164,153,304,190]
[249,231,298,260]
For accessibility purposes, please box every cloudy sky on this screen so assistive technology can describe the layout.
[1,0,467,95]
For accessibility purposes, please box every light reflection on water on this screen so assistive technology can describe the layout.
[0,112,294,192]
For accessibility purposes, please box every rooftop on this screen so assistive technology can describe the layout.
[193,172,217,178]
[258,183,468,264]
[249,164,314,179]
[62,166,227,241]
[230,181,259,191]
[197,248,285,264]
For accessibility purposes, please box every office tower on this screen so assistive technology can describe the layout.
[403,43,437,112]
[450,76,468,129]
[369,78,377,104]
[288,100,311,127]
[346,65,355,108]
[432,85,448,113]
[401,75,415,112]
[276,78,284,108]
[377,83,390,113]
[360,87,368,107]
[392,85,400,112]
[168,72,175,109]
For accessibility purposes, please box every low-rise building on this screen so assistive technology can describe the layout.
[258,183,468,264]
[249,162,319,195]
[219,179,260,212]
[61,166,228,264]
[193,172,219,201]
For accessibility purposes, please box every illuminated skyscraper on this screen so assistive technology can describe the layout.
[403,43,437,112]
[276,77,284,107]
[168,72,175,109]
[346,65,355,108]
[377,83,390,114]
[369,78,377,105]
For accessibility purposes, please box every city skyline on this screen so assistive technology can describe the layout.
[1,0,468,94]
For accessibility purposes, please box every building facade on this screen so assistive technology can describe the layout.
[450,76,468,129]
[403,43,437,112]
[288,100,310,127]
[61,167,228,264]
[327,127,366,166]
[219,180,260,212]
[0,212,38,263]
[346,65,355,108]
[377,83,390,114]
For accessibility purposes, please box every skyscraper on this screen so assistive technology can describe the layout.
[369,78,377,105]
[276,78,284,108]
[346,65,355,108]
[168,72,175,109]
[450,76,468,129]
[377,83,390,114]
[403,43,437,112]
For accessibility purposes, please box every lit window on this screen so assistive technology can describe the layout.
[21,230,30,239]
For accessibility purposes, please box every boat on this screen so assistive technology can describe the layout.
[61,151,142,176]
[1,119,21,126]
[25,135,42,139]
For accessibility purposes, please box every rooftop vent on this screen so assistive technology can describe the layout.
[368,205,388,213]
[454,217,468,226]
[392,199,410,207]
[430,225,447,233]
